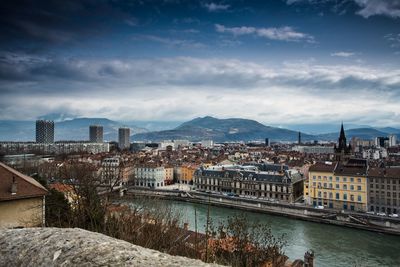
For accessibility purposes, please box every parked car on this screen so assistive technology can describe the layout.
[366,211,375,215]
[389,214,399,218]
[377,212,387,216]
[315,205,324,209]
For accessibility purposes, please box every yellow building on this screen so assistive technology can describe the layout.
[181,165,198,184]
[0,162,48,228]
[164,167,174,185]
[306,159,368,212]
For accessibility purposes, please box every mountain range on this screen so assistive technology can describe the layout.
[133,116,399,142]
[0,116,398,142]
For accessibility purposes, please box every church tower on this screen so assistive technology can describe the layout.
[334,123,352,161]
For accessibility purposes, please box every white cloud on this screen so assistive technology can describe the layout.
[354,0,400,18]
[331,51,356,57]
[203,3,230,12]
[133,35,207,49]
[215,24,315,43]
[1,55,400,126]
[385,33,400,47]
[286,0,400,18]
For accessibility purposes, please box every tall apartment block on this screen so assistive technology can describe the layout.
[89,125,103,143]
[118,127,130,150]
[35,120,54,143]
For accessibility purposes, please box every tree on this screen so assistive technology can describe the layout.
[209,214,287,267]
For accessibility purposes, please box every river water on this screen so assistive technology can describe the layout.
[127,199,400,267]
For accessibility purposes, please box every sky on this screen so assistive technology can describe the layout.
[0,0,400,127]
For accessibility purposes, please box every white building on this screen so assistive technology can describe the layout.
[173,139,190,148]
[292,145,334,154]
[389,135,397,147]
[201,140,214,148]
[133,166,165,188]
[159,140,175,150]
[0,142,109,155]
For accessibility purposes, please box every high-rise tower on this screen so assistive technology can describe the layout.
[118,127,130,150]
[35,120,54,143]
[89,125,103,143]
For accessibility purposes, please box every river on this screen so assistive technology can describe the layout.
[125,198,400,267]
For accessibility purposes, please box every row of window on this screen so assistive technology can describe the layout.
[370,184,397,191]
[370,198,398,206]
[370,191,400,198]
[317,191,362,202]
[312,175,362,183]
[312,182,362,191]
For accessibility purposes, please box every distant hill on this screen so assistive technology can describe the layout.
[133,116,315,142]
[0,118,148,141]
[317,128,396,141]
[376,127,400,135]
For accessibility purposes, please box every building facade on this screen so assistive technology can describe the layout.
[36,120,54,143]
[89,125,103,143]
[133,166,165,188]
[368,167,400,214]
[306,160,368,211]
[194,164,301,203]
[0,141,109,155]
[0,162,47,228]
[118,128,130,150]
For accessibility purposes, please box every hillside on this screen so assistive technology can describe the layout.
[133,116,314,142]
[317,128,394,141]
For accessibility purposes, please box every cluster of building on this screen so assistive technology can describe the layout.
[305,124,400,214]
[1,118,400,216]
[0,120,133,155]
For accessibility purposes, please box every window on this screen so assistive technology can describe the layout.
[343,184,347,190]
[324,183,327,188]
[313,175,316,180]
[336,193,340,199]
[343,177,347,182]
[350,195,354,201]
[318,176,321,180]
[329,183,333,189]
[370,184,374,188]
[336,177,340,182]
[323,176,327,180]
[350,185,354,190]
[358,195,362,202]
[313,182,316,187]
[329,192,333,199]
[350,177,354,182]
[343,193,347,200]
[329,176,333,181]
[318,192,322,197]
[357,185,361,191]
[336,184,340,189]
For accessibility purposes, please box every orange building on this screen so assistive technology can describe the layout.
[181,164,198,184]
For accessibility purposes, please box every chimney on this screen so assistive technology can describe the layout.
[11,176,17,195]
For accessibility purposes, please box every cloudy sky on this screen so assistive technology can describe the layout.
[1,0,400,126]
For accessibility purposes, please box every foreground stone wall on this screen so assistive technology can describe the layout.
[0,228,221,267]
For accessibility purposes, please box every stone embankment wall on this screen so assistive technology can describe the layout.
[125,188,400,235]
[0,227,221,267]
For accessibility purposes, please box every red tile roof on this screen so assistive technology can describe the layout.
[0,162,48,201]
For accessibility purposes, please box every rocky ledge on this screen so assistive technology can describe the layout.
[0,227,220,267]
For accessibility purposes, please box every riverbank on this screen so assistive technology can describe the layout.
[121,188,400,236]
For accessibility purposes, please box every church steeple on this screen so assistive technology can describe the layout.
[335,122,351,161]
[339,122,345,140]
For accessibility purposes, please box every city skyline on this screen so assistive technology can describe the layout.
[1,0,400,127]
